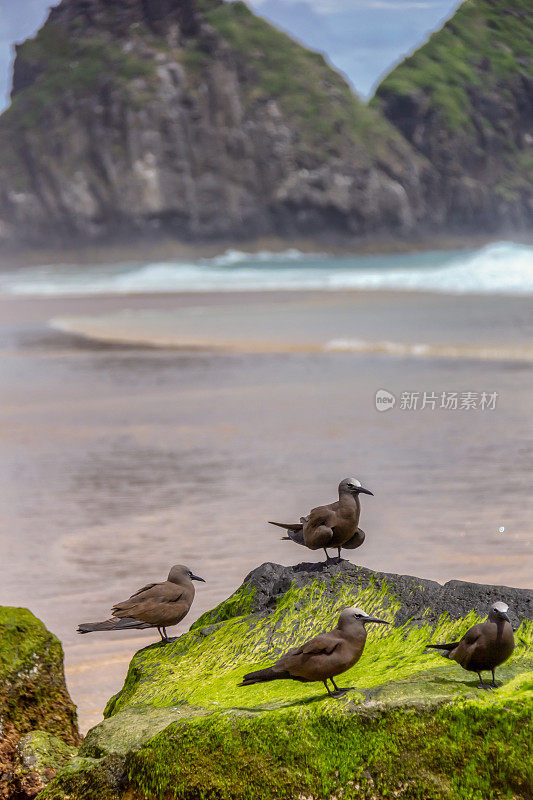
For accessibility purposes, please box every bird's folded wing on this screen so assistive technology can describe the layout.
[296,633,341,656]
[112,584,184,616]
[306,506,336,527]
[452,626,482,666]
[342,528,365,549]
[461,626,482,645]
[128,582,159,598]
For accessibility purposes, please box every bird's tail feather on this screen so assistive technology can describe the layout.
[77,618,152,634]
[239,667,290,686]
[268,521,303,532]
[269,522,305,546]
[426,642,459,651]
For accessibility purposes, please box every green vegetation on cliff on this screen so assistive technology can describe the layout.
[201,1,398,153]
[372,0,533,223]
[5,24,153,130]
[375,0,533,131]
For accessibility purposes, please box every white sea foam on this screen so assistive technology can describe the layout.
[324,339,533,361]
[203,248,311,266]
[2,241,533,297]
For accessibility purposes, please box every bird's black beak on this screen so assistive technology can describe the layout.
[190,573,206,582]
[357,487,374,496]
[366,617,389,625]
[501,612,510,623]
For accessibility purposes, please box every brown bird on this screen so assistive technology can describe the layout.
[239,606,389,697]
[427,601,515,688]
[77,564,205,642]
[269,477,373,562]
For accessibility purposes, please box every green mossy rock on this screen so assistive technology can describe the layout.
[0,607,79,739]
[0,607,80,798]
[40,562,533,799]
[12,732,77,798]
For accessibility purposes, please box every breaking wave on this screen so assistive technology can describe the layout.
[2,242,533,297]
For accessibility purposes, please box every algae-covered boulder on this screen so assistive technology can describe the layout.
[14,732,78,799]
[0,607,80,798]
[42,562,533,800]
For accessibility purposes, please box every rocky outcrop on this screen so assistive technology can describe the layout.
[40,561,533,800]
[0,0,427,248]
[1,0,532,248]
[0,607,80,799]
[374,0,533,233]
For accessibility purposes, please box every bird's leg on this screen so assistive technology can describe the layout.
[157,626,167,643]
[490,669,498,689]
[162,627,169,642]
[323,548,339,564]
[323,680,336,697]
[477,672,489,689]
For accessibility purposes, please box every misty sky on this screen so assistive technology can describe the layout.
[0,0,462,111]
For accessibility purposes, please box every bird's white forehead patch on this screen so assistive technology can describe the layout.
[493,601,509,613]
[347,606,368,616]
[349,478,362,487]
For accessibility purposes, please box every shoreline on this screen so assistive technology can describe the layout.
[2,283,532,733]
[1,287,531,364]
[0,232,518,271]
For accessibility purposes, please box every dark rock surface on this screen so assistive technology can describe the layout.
[239,560,533,629]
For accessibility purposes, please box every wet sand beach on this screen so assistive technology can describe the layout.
[1,286,532,732]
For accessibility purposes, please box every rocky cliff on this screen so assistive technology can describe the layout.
[374,0,533,233]
[0,0,532,249]
[0,607,80,799]
[39,561,533,800]
[0,0,427,248]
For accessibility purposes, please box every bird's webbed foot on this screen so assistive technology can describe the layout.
[328,678,354,697]
[331,687,354,697]
[323,549,342,564]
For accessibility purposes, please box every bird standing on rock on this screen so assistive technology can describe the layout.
[427,601,515,688]
[77,564,205,643]
[239,607,389,698]
[269,478,373,562]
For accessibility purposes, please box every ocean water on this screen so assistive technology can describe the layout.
[2,241,533,297]
[1,240,532,732]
